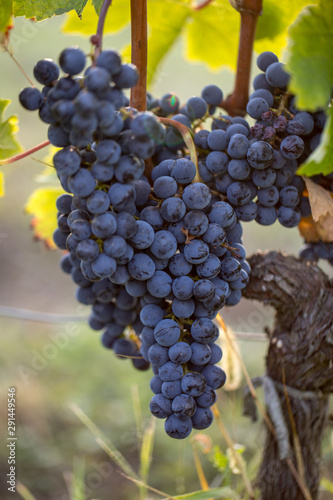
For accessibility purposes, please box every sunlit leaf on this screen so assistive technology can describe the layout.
[146,0,191,85]
[0,99,22,160]
[62,0,130,36]
[13,0,88,21]
[185,0,239,70]
[254,0,318,58]
[0,172,5,197]
[297,108,333,177]
[287,0,333,110]
[0,0,12,33]
[25,186,65,248]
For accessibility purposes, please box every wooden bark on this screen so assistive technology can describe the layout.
[243,251,333,500]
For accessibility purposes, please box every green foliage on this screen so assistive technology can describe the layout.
[0,0,13,32]
[0,99,22,160]
[63,0,130,35]
[297,107,333,177]
[0,99,22,197]
[12,0,87,21]
[254,0,318,55]
[287,0,333,111]
[62,0,317,83]
[25,186,65,248]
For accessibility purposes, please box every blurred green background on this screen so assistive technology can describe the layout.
[0,14,332,500]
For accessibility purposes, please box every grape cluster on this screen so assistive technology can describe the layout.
[20,46,255,438]
[299,241,333,266]
[151,52,327,231]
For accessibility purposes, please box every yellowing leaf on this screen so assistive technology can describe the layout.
[315,213,333,242]
[0,99,22,160]
[0,0,12,33]
[185,0,239,70]
[217,325,242,392]
[147,0,191,84]
[25,186,65,248]
[287,0,333,110]
[298,108,333,177]
[62,0,130,36]
[0,171,5,197]
[298,215,320,242]
[185,0,316,73]
[303,177,333,221]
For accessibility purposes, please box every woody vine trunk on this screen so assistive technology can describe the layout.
[244,251,333,499]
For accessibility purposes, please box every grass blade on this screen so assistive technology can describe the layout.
[17,482,38,500]
[131,384,143,446]
[170,486,239,499]
[140,417,156,486]
[71,456,86,500]
[70,403,140,481]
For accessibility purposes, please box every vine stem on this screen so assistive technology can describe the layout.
[220,0,263,116]
[159,117,199,179]
[91,0,113,61]
[5,47,35,87]
[130,0,148,111]
[192,0,214,10]
[0,140,50,165]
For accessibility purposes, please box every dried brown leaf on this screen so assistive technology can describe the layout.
[303,177,333,222]
[315,213,333,242]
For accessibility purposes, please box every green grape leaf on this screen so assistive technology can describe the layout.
[92,0,103,14]
[62,0,130,35]
[254,0,318,57]
[185,0,317,72]
[12,0,88,21]
[298,107,333,177]
[287,0,333,110]
[62,0,318,85]
[25,186,65,248]
[146,0,191,85]
[0,0,13,33]
[0,99,22,160]
[185,0,239,70]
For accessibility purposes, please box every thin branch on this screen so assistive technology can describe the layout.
[0,305,87,324]
[159,117,198,178]
[92,0,113,61]
[0,140,50,166]
[220,0,263,116]
[5,46,35,87]
[0,304,267,340]
[130,0,148,111]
